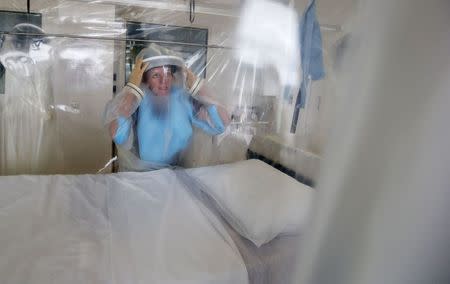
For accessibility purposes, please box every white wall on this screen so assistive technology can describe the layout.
[0,1,25,12]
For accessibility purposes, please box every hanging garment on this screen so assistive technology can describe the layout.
[290,0,325,133]
[0,26,57,175]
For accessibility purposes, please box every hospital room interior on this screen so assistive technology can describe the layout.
[0,0,448,283]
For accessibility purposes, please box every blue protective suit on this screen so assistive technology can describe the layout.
[113,88,225,165]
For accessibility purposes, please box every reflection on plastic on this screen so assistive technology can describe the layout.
[51,103,81,114]
[236,0,301,89]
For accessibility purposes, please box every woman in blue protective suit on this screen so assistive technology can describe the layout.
[104,44,229,171]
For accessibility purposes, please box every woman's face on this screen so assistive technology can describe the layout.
[145,66,174,96]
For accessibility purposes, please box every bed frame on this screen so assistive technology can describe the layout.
[247,150,315,187]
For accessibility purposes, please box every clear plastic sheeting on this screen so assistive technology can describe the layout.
[294,1,450,284]
[0,160,310,283]
[0,0,338,284]
[0,0,339,282]
[0,1,341,282]
[0,0,338,175]
[1,0,448,284]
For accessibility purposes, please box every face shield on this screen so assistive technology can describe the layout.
[143,65,176,97]
[136,43,186,92]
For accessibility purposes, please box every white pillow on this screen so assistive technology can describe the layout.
[188,159,314,247]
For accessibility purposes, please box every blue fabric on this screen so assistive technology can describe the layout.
[113,116,131,145]
[291,0,325,133]
[301,0,325,83]
[116,88,225,165]
[192,105,225,136]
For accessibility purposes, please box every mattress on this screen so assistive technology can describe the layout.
[0,166,302,284]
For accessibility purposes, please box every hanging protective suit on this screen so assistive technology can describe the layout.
[103,44,228,172]
[0,24,57,175]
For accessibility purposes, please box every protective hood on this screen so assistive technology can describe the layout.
[136,43,185,72]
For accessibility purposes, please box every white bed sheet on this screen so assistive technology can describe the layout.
[0,169,248,284]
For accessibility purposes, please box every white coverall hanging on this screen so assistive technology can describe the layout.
[0,27,56,175]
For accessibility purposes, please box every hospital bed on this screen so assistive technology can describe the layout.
[0,159,313,284]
